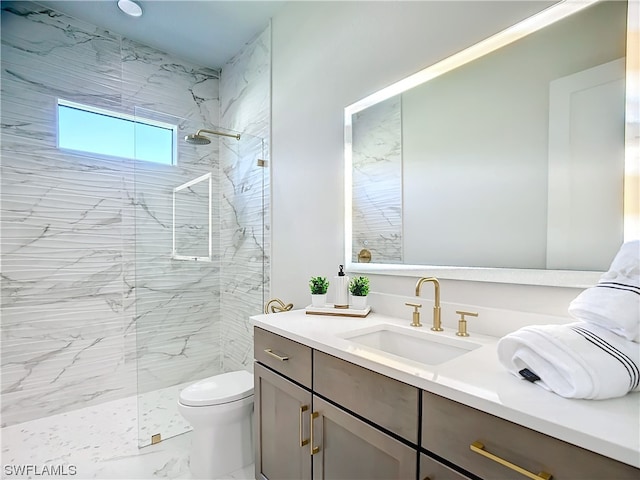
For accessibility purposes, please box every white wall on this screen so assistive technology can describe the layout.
[271,1,584,318]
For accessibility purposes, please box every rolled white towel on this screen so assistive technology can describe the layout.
[569,285,640,342]
[497,322,640,399]
[606,239,640,279]
[568,240,640,342]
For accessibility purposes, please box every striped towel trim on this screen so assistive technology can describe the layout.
[596,281,640,296]
[571,325,639,391]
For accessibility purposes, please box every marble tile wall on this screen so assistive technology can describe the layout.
[0,2,225,426]
[351,95,403,264]
[219,26,271,372]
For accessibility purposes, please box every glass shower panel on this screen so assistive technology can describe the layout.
[219,131,268,371]
[132,107,267,447]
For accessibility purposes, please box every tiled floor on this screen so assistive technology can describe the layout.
[1,390,254,479]
[138,382,194,447]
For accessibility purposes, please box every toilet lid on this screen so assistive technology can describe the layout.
[179,370,254,407]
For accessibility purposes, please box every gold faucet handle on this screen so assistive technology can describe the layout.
[455,310,478,336]
[405,302,423,327]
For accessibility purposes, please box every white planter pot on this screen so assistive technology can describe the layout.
[351,295,368,310]
[311,294,327,307]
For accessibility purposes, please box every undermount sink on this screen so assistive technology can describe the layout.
[342,324,481,366]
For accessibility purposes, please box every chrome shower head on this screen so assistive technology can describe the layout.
[184,133,211,145]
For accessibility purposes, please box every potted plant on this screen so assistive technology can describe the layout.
[309,276,329,307]
[349,276,370,310]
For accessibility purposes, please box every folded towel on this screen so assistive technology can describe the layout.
[605,239,640,279]
[497,322,640,399]
[568,240,640,342]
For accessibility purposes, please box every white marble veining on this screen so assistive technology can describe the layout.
[351,95,402,264]
[1,0,223,431]
[137,382,192,447]
[0,388,254,479]
[252,309,640,468]
[219,26,271,373]
[1,1,270,455]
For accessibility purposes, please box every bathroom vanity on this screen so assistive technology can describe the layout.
[252,310,640,480]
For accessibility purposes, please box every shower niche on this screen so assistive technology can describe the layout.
[173,173,212,261]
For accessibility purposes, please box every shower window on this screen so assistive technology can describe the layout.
[57,99,177,165]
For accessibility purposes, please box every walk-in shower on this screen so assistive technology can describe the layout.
[133,108,267,447]
[1,1,270,472]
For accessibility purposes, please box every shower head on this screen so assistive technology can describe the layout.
[184,128,241,145]
[184,133,211,145]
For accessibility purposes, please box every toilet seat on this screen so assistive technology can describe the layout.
[179,370,254,407]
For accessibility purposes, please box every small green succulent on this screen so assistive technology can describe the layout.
[349,276,370,297]
[309,276,329,295]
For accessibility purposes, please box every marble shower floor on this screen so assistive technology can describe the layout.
[0,387,254,480]
[138,381,194,447]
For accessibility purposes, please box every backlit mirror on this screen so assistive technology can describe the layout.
[345,0,638,287]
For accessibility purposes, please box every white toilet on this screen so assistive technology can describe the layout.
[177,370,254,479]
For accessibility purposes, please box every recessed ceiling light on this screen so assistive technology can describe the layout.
[117,0,142,18]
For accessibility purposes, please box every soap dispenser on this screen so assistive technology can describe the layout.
[334,265,349,309]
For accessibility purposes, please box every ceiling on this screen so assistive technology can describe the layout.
[33,0,286,70]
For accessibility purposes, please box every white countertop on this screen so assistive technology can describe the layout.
[251,309,640,468]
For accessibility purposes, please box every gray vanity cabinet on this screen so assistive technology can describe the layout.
[311,396,416,480]
[421,390,640,480]
[420,453,473,480]
[313,350,419,443]
[254,327,418,480]
[254,362,312,480]
[312,350,418,480]
[254,328,313,480]
[255,326,640,480]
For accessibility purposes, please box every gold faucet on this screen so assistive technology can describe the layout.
[415,277,442,331]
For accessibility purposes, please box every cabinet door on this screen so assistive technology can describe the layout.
[311,396,416,480]
[420,453,473,480]
[255,362,312,480]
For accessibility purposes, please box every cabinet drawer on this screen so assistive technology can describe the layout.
[254,327,312,388]
[314,351,419,444]
[422,391,640,480]
[420,453,473,480]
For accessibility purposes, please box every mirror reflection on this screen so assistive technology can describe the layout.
[349,0,629,275]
